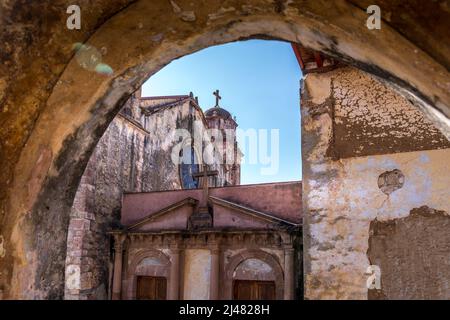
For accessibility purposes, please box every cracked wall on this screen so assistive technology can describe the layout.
[331,68,450,158]
[302,66,450,299]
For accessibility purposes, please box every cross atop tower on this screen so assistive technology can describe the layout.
[213,89,221,107]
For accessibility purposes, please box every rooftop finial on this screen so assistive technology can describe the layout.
[213,89,221,108]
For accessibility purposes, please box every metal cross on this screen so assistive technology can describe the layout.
[213,89,221,107]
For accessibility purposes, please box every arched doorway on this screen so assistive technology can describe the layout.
[125,249,171,300]
[233,259,278,300]
[224,250,285,300]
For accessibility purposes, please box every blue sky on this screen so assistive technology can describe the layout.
[142,40,302,184]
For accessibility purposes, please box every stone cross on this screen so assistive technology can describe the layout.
[213,89,221,107]
[193,164,218,209]
[189,164,218,230]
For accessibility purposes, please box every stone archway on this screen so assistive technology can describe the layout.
[125,249,171,300]
[0,0,449,299]
[224,249,284,300]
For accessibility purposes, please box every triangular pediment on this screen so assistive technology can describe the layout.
[209,196,299,230]
[123,195,300,232]
[127,197,198,231]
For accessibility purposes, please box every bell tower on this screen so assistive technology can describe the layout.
[204,90,241,186]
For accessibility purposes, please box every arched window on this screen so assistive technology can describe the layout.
[179,145,200,189]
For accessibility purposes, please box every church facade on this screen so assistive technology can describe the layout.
[110,181,302,300]
[64,86,303,300]
[64,90,243,299]
[104,92,303,300]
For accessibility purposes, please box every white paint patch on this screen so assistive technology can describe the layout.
[65,264,81,290]
[234,258,273,276]
[304,73,331,105]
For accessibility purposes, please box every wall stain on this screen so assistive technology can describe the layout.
[368,206,450,299]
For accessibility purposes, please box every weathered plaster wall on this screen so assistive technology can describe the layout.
[331,68,450,158]
[302,66,450,299]
[138,97,232,187]
[183,249,211,300]
[305,149,449,299]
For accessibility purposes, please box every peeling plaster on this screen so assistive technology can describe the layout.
[331,68,450,158]
[368,206,450,299]
[302,66,450,300]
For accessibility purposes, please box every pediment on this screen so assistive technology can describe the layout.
[123,195,299,233]
[127,197,197,231]
[209,196,299,230]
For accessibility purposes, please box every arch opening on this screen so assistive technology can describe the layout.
[1,1,449,300]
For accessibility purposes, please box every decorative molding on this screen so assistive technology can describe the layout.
[125,230,294,249]
[113,233,126,252]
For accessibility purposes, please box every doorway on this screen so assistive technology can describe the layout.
[233,280,276,300]
[136,276,167,300]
